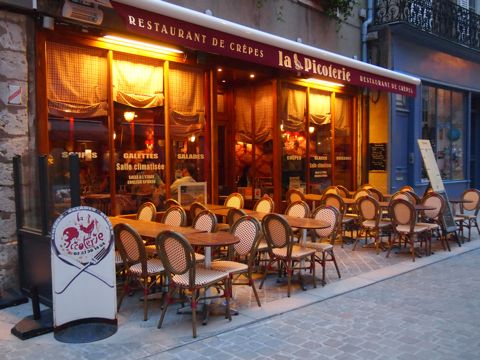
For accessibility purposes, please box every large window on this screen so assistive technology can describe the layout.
[422,85,466,180]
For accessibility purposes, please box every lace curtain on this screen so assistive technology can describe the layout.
[46,42,108,118]
[112,53,164,108]
[309,90,331,126]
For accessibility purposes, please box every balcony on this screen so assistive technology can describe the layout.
[374,0,480,52]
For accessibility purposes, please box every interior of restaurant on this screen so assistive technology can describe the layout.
[42,30,358,217]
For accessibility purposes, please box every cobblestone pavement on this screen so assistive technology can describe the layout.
[1,235,479,359]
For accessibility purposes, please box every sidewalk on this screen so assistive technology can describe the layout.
[1,232,479,359]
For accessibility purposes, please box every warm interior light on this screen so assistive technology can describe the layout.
[124,111,135,122]
[190,134,196,143]
[309,126,315,134]
[249,73,255,79]
[104,35,183,54]
[217,68,223,72]
[280,124,284,132]
[305,78,344,87]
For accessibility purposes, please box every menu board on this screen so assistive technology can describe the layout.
[368,143,387,171]
[417,140,456,232]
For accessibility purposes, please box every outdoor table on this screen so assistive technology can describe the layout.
[109,217,201,240]
[449,198,472,216]
[304,193,322,208]
[183,203,230,212]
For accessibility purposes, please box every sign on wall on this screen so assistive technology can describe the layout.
[51,206,117,341]
[368,143,387,171]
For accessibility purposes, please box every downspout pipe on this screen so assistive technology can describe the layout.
[361,0,374,63]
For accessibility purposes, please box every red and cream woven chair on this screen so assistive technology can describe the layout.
[136,201,157,221]
[285,200,310,239]
[418,192,447,251]
[217,207,247,232]
[211,215,262,307]
[387,199,431,262]
[335,185,351,198]
[253,194,274,213]
[189,202,207,223]
[286,188,305,205]
[155,230,231,338]
[455,188,480,242]
[191,210,219,262]
[224,192,244,209]
[320,193,351,247]
[305,205,341,286]
[354,196,392,254]
[259,213,316,297]
[161,205,187,227]
[114,223,164,321]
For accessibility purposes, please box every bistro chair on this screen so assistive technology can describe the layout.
[305,205,342,286]
[286,188,305,205]
[354,196,392,254]
[367,187,384,202]
[319,193,350,246]
[253,194,274,213]
[455,188,480,242]
[211,215,262,307]
[217,208,247,232]
[190,210,218,263]
[387,199,431,262]
[161,205,187,227]
[136,201,157,221]
[189,201,207,223]
[155,230,231,338]
[165,198,181,208]
[418,192,448,251]
[259,213,316,297]
[285,200,310,236]
[224,192,244,209]
[335,185,351,198]
[323,185,340,196]
[399,185,415,192]
[114,223,164,321]
[390,190,415,204]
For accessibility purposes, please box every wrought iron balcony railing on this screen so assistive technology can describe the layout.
[374,0,480,51]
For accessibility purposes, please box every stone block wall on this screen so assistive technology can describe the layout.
[0,10,31,292]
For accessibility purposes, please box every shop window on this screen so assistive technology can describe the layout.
[333,95,354,190]
[308,89,331,193]
[280,84,307,195]
[422,85,466,180]
[234,82,274,201]
[112,53,166,213]
[168,65,206,197]
[46,42,109,218]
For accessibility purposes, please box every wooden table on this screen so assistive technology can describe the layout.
[304,193,323,208]
[183,203,229,212]
[185,232,239,268]
[109,217,201,240]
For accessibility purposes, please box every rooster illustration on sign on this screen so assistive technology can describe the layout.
[294,53,303,70]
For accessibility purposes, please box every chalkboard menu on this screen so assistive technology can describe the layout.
[368,143,387,171]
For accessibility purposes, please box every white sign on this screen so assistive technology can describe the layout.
[51,206,116,328]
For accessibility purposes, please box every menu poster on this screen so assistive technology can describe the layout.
[51,206,117,339]
[417,140,456,232]
[368,143,387,171]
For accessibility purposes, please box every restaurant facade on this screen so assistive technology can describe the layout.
[0,0,421,296]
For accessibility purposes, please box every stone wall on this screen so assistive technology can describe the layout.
[0,10,31,292]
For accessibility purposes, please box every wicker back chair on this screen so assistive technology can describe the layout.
[224,192,244,209]
[189,201,207,222]
[136,201,157,221]
[259,213,316,297]
[155,230,231,338]
[192,209,217,233]
[211,216,262,307]
[388,199,431,262]
[285,188,305,204]
[114,223,164,321]
[165,198,181,208]
[253,195,274,213]
[161,205,187,227]
[305,205,342,285]
[335,185,351,198]
[455,188,480,241]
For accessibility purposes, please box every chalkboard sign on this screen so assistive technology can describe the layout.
[368,143,387,171]
[436,191,457,233]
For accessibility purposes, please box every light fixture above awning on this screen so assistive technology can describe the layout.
[111,0,421,96]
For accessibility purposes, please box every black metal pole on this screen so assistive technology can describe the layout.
[69,154,81,207]
[38,155,50,235]
[13,155,24,231]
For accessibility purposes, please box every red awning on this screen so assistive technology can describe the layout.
[111,0,420,96]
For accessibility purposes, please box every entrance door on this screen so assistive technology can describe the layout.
[470,94,480,188]
[390,108,411,192]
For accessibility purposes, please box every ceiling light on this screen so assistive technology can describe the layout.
[309,126,315,134]
[103,35,183,54]
[124,111,135,122]
[249,73,255,79]
[217,68,223,72]
[305,78,344,87]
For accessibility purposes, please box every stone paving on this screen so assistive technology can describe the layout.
[1,232,479,359]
